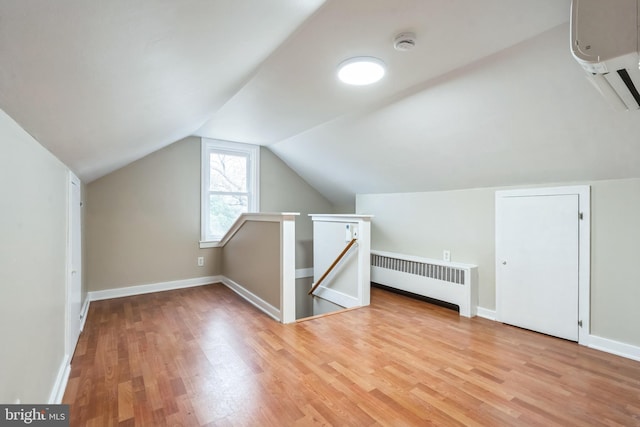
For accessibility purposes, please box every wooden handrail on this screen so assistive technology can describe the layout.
[308,238,358,295]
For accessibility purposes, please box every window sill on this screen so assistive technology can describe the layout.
[200,213,300,249]
[199,240,222,249]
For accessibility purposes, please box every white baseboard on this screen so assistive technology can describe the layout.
[589,335,640,362]
[85,274,281,323]
[312,286,359,308]
[48,354,70,404]
[476,307,496,321]
[295,268,314,279]
[471,308,640,362]
[79,297,91,331]
[220,277,281,321]
[88,276,222,301]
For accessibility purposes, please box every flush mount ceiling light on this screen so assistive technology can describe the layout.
[337,57,386,86]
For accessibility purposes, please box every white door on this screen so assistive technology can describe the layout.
[68,174,82,357]
[496,193,579,341]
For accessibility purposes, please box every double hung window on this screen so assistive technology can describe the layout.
[201,139,259,244]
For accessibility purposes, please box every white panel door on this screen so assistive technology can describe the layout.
[496,194,579,341]
[68,175,82,356]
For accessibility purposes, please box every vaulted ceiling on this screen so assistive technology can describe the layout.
[2,0,640,207]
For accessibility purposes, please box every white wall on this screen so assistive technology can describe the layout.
[357,178,640,348]
[313,221,360,298]
[0,109,69,403]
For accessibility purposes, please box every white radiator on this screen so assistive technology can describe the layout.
[371,250,478,317]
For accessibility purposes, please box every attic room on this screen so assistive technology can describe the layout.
[1,0,640,425]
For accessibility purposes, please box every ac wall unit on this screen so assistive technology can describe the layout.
[571,0,640,110]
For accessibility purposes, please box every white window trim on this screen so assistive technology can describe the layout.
[200,138,260,247]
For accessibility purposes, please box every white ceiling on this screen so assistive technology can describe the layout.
[2,0,640,207]
[0,0,324,180]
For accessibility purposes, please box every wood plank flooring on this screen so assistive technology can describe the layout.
[63,284,640,426]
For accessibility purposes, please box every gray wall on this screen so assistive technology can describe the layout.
[358,188,496,308]
[222,221,281,308]
[357,178,640,347]
[86,138,334,292]
[260,147,335,319]
[260,147,334,268]
[295,277,313,319]
[590,179,640,345]
[86,136,220,291]
[0,109,69,403]
[313,296,343,317]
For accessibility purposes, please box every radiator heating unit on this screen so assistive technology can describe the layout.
[371,250,478,317]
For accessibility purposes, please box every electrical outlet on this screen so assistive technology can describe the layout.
[443,250,451,262]
[197,256,204,267]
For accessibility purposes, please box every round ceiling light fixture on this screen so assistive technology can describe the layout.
[337,56,386,86]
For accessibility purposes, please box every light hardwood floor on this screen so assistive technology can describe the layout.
[63,284,640,426]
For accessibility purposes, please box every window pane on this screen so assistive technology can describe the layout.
[209,153,247,192]
[201,139,259,243]
[208,194,248,238]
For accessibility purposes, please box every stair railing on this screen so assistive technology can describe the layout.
[308,238,358,295]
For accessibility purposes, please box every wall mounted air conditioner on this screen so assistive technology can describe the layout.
[571,0,640,110]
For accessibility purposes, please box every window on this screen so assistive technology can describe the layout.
[201,139,259,244]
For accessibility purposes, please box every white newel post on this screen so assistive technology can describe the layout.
[280,213,298,323]
[358,217,372,306]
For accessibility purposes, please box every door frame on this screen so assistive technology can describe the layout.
[66,171,82,358]
[495,185,590,345]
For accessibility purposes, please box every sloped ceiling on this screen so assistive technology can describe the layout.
[2,0,640,207]
[0,0,324,180]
